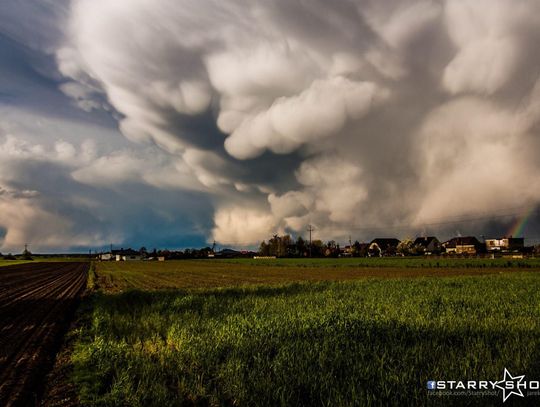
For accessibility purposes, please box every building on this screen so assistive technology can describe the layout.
[413,236,441,255]
[99,252,114,261]
[443,237,483,255]
[369,238,401,256]
[100,248,142,261]
[485,237,524,253]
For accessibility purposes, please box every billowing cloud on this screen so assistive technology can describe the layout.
[1,0,540,249]
[0,119,212,252]
[415,97,540,222]
[212,208,275,246]
[224,77,387,159]
[442,0,539,95]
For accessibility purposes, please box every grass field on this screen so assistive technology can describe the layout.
[71,261,540,406]
[0,257,91,267]
[92,259,539,292]
[0,260,35,267]
[220,257,540,268]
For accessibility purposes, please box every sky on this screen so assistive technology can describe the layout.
[1,0,540,253]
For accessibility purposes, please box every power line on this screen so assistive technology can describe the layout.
[307,224,315,257]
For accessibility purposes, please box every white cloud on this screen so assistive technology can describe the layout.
[0,189,103,251]
[365,1,442,49]
[5,0,536,248]
[225,77,387,159]
[212,207,275,246]
[442,0,538,95]
[415,97,540,221]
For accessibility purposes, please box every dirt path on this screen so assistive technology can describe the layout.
[0,262,88,406]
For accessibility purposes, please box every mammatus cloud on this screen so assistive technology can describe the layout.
[53,0,540,245]
[223,77,387,159]
[442,0,529,95]
[2,0,540,249]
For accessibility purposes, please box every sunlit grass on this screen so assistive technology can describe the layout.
[73,272,540,406]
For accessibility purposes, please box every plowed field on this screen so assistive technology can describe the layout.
[0,262,88,406]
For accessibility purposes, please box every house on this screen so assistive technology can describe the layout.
[369,238,401,257]
[214,248,242,258]
[413,236,441,255]
[99,248,141,261]
[99,252,114,261]
[340,245,353,257]
[442,237,483,255]
[117,248,142,261]
[341,242,370,257]
[485,237,524,253]
[100,248,143,261]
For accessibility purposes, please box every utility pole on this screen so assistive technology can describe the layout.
[307,225,315,257]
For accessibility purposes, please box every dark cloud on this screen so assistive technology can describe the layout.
[1,0,540,250]
[0,138,215,252]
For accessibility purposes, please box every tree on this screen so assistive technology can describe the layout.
[259,241,270,256]
[311,240,324,257]
[280,235,292,257]
[264,234,293,257]
[296,236,306,257]
[352,241,368,257]
[268,235,279,256]
[21,245,33,261]
[397,239,414,256]
[324,240,339,257]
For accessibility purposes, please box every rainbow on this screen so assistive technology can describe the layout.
[507,207,536,237]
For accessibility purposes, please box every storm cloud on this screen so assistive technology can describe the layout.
[1,0,540,250]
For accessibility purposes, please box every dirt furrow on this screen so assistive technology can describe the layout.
[0,262,88,407]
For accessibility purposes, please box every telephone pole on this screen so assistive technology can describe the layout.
[307,225,315,257]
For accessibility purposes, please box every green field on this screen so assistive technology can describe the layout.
[0,257,90,267]
[92,259,538,292]
[220,257,540,268]
[71,261,540,406]
[0,260,34,267]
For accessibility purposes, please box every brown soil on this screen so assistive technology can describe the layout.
[0,262,88,407]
